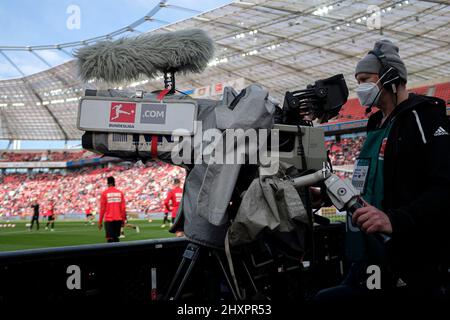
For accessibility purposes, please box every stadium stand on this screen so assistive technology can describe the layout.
[435,82,450,105]
[326,136,365,166]
[409,85,429,96]
[0,150,97,162]
[331,98,373,122]
[0,161,185,218]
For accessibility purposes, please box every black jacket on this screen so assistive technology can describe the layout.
[367,93,450,286]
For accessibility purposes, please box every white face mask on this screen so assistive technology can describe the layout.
[356,81,382,107]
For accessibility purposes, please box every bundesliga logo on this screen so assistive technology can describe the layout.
[109,102,136,123]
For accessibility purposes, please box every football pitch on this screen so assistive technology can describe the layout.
[0,219,174,252]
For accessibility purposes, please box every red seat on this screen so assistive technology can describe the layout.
[434,82,450,105]
[409,85,428,96]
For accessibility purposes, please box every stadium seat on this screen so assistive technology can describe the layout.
[434,82,450,105]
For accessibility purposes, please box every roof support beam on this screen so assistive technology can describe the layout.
[30,51,73,88]
[0,50,26,77]
[0,50,69,140]
[59,48,74,58]
[209,2,448,83]
[0,0,169,52]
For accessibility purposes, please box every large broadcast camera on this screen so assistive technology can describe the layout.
[76,29,350,300]
[76,29,348,171]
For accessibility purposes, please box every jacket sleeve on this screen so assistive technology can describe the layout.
[99,192,106,224]
[164,190,172,212]
[386,105,450,237]
[121,192,127,222]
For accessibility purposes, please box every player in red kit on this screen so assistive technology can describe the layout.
[45,201,56,231]
[161,207,170,228]
[163,178,183,228]
[99,176,126,242]
[85,204,95,225]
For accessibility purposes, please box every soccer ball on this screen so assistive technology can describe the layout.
[25,223,31,227]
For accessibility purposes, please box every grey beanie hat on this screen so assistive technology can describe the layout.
[355,39,407,83]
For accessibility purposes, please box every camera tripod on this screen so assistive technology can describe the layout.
[163,242,259,301]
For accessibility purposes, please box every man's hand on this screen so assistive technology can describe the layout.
[352,205,393,235]
[98,223,103,231]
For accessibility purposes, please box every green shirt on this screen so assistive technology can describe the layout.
[346,121,393,262]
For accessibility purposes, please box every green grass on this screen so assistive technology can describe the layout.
[327,214,346,223]
[0,219,174,252]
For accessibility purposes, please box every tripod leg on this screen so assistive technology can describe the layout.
[213,251,239,300]
[173,244,200,300]
[164,258,187,300]
[242,260,258,294]
[164,243,201,300]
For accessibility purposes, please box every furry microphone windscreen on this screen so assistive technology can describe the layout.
[75,29,215,83]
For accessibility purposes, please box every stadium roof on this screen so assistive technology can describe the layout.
[0,0,449,140]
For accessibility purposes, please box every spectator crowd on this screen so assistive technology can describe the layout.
[0,150,97,162]
[0,161,185,218]
[325,136,365,166]
[324,136,366,179]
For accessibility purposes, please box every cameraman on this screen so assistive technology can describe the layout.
[316,39,450,300]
